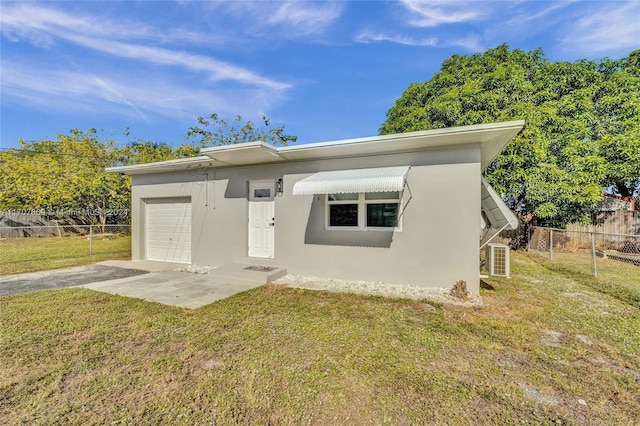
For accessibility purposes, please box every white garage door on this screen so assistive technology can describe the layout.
[146,198,191,263]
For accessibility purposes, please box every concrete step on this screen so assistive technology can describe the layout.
[209,262,287,284]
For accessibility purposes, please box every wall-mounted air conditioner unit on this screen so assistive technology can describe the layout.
[485,243,510,277]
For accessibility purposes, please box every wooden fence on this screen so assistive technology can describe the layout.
[566,210,640,236]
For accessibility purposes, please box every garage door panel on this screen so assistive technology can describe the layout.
[146,198,191,263]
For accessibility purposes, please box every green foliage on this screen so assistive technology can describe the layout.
[0,129,130,227]
[186,113,297,148]
[381,45,640,226]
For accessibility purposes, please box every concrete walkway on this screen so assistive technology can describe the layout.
[83,260,287,309]
[80,271,255,309]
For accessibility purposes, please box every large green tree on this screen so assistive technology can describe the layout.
[381,45,640,227]
[0,129,130,229]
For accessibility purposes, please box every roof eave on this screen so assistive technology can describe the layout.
[106,156,216,176]
[106,121,524,175]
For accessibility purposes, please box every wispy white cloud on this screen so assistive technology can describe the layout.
[355,30,438,46]
[1,2,232,46]
[354,30,481,51]
[562,1,640,56]
[1,61,275,121]
[0,3,287,90]
[267,1,343,36]
[0,2,291,121]
[358,0,488,51]
[508,0,576,25]
[218,0,343,38]
[400,0,486,27]
[1,3,148,44]
[447,35,483,51]
[62,33,290,91]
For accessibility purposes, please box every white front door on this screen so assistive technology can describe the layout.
[248,181,275,258]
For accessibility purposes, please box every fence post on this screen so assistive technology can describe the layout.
[591,232,598,277]
[89,225,93,256]
[550,229,554,260]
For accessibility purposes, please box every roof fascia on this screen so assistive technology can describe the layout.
[106,156,217,175]
[107,121,524,175]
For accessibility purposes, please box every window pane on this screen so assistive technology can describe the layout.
[365,191,399,200]
[254,188,271,198]
[367,203,398,227]
[329,204,358,227]
[328,193,358,201]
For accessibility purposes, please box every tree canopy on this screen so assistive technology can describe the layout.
[380,44,640,227]
[0,129,130,228]
[186,114,297,148]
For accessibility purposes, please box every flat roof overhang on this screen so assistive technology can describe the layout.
[107,120,524,175]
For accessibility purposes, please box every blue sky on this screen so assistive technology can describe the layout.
[1,1,639,150]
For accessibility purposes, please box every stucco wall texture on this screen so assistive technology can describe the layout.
[128,145,482,293]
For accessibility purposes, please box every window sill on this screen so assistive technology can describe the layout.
[325,226,402,232]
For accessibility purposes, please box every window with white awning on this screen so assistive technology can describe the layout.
[293,166,411,230]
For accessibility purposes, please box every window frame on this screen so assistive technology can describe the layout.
[325,192,403,231]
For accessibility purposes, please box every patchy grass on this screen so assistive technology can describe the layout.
[0,235,131,276]
[531,251,640,309]
[1,251,639,424]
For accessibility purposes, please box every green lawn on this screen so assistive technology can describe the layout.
[1,251,639,425]
[0,235,131,276]
[532,251,640,309]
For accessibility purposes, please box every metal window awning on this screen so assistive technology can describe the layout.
[481,177,518,230]
[480,178,518,249]
[292,166,410,195]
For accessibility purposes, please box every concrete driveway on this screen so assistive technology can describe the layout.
[0,264,149,297]
[1,260,284,309]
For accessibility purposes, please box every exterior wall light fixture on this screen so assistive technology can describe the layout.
[276,178,283,196]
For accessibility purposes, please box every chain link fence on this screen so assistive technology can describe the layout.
[527,226,640,285]
[0,224,131,276]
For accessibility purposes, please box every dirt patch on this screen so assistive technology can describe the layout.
[519,383,559,405]
[412,302,437,312]
[575,335,594,345]
[541,329,563,347]
[590,358,640,380]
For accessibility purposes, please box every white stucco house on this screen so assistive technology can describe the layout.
[107,120,523,295]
